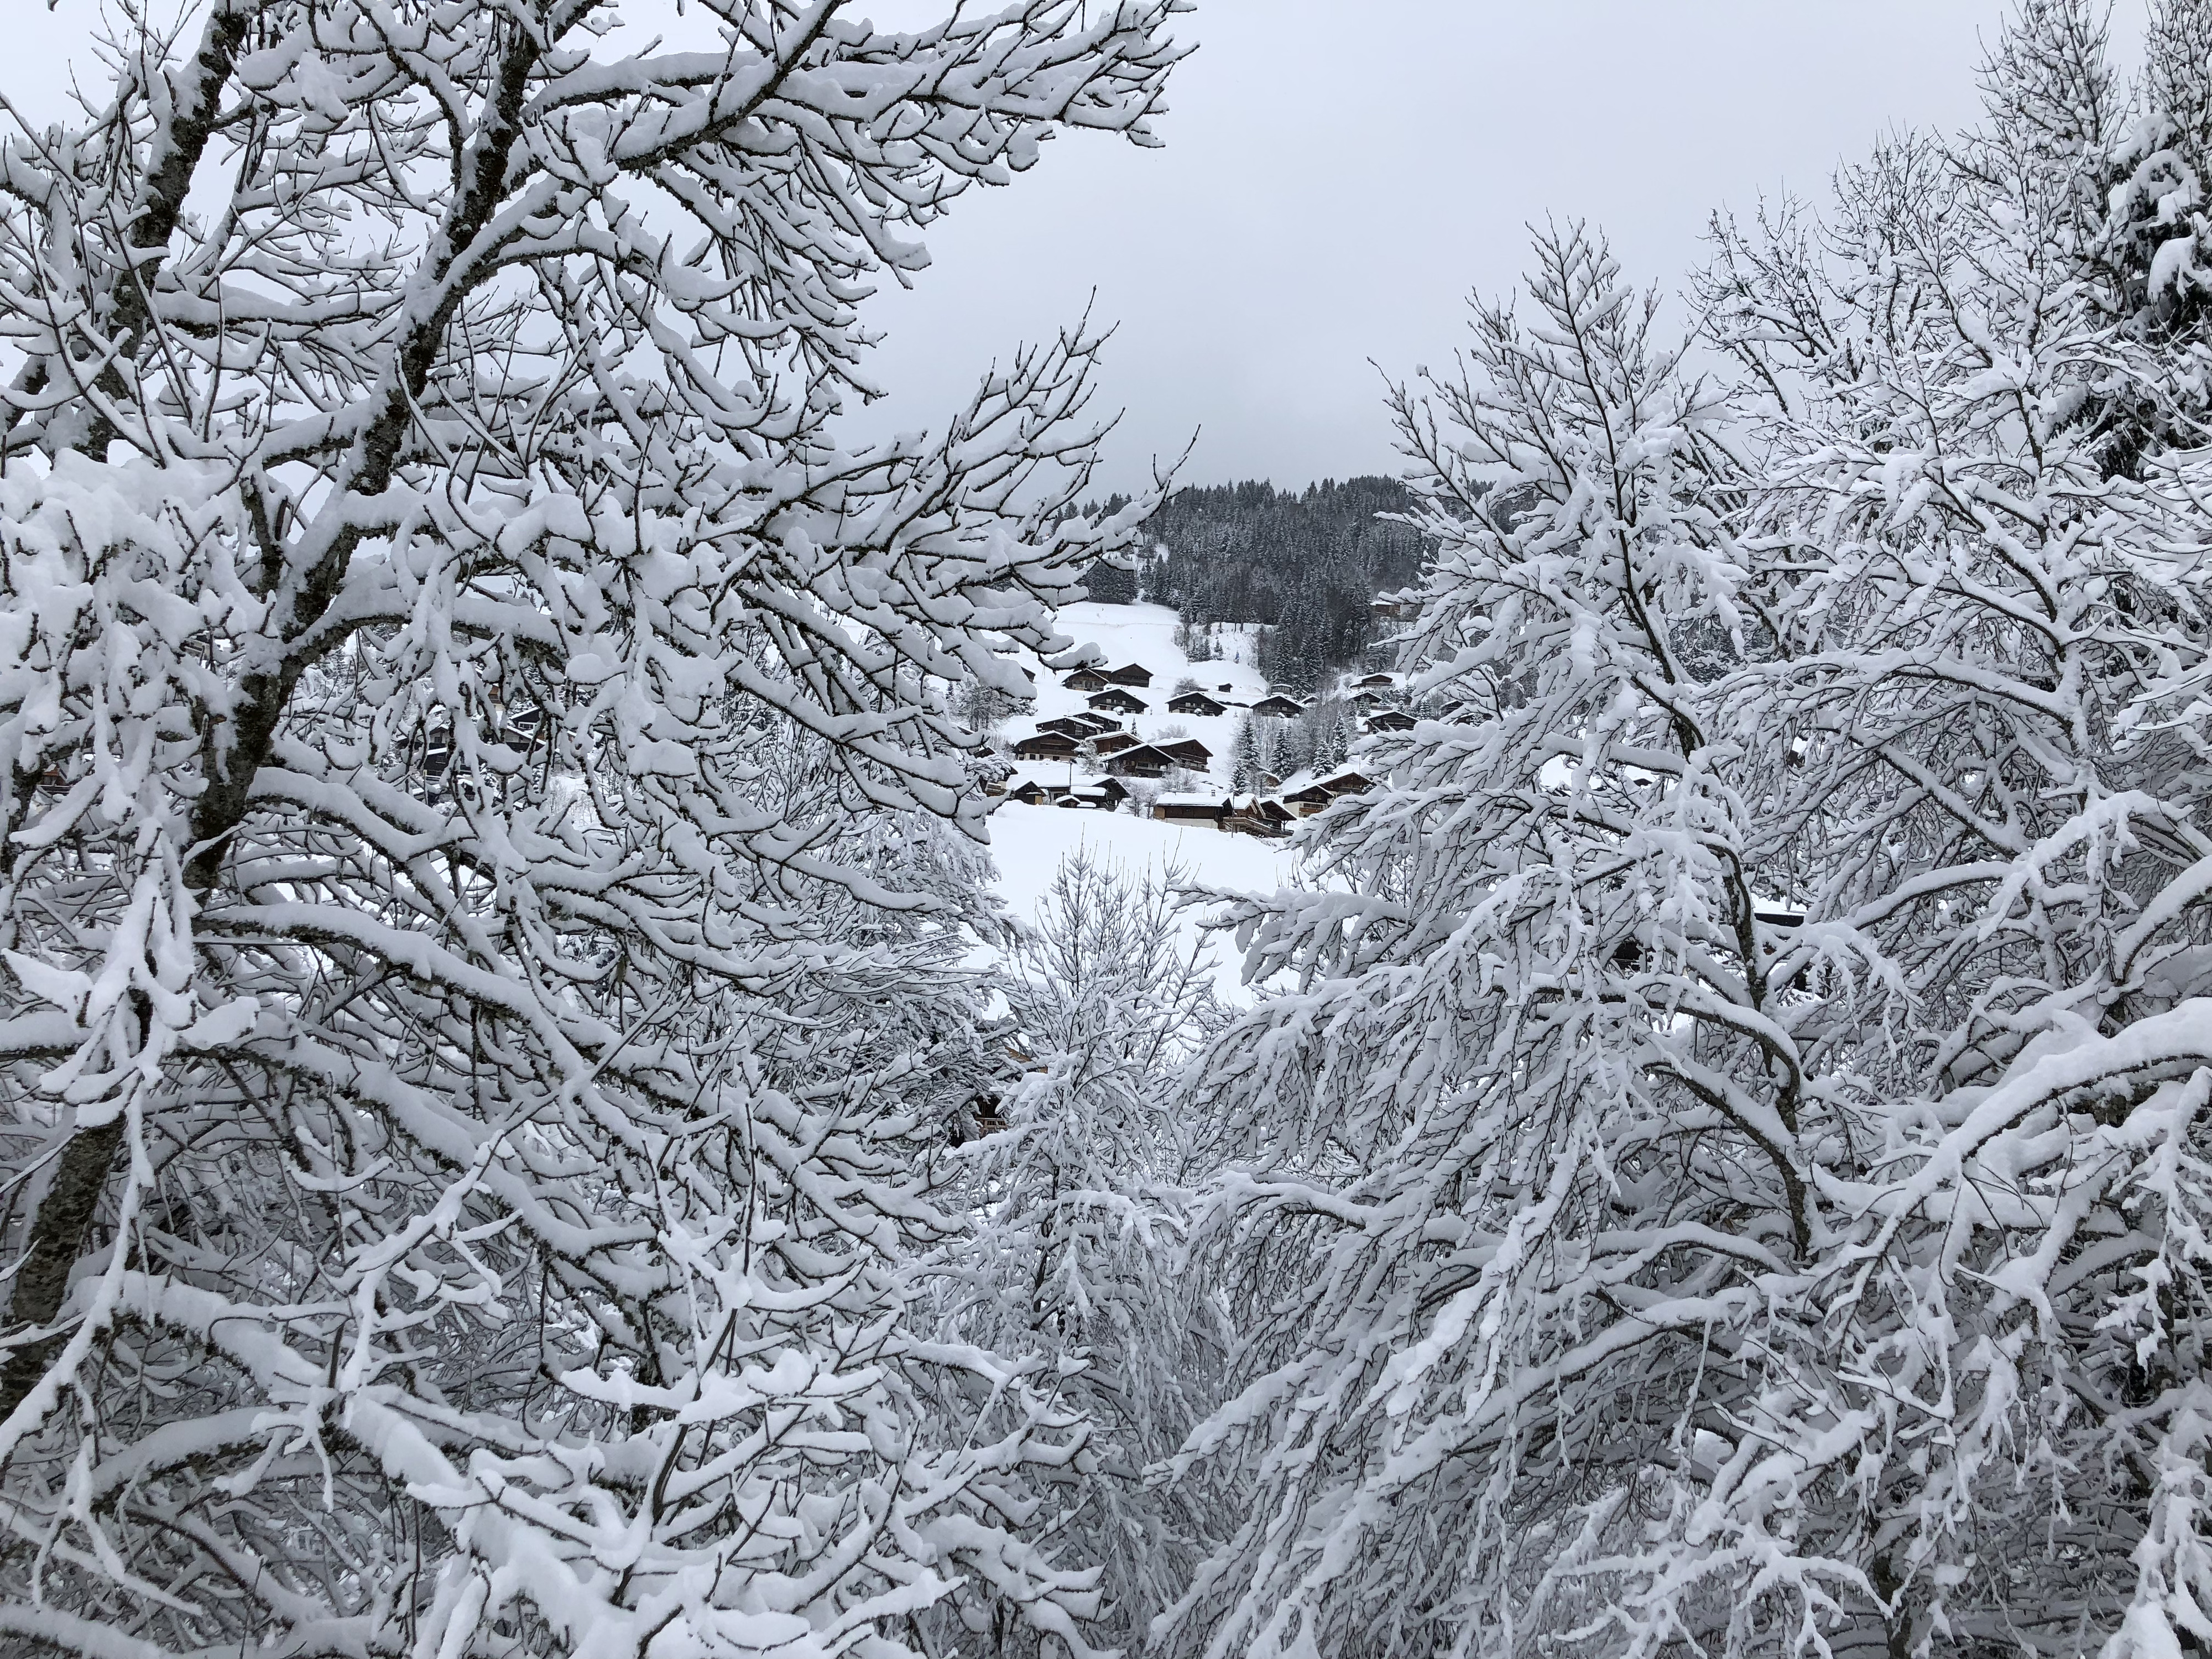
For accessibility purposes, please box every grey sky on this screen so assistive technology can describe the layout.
[5,2,2156,493]
[856,0,2151,494]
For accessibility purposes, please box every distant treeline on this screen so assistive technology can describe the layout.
[1083,476,1426,691]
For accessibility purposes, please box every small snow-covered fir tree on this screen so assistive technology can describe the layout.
[1230,716,1264,790]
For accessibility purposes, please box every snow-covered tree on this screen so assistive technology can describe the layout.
[1696,12,2212,1645]
[0,2,1186,1653]
[1229,716,1263,791]
[1157,223,1812,1659]
[922,852,1227,1658]
[1160,14,2212,1659]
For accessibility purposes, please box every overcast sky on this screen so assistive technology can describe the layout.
[7,1,2157,493]
[855,0,2152,494]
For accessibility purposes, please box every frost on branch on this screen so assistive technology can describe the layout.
[0,1,1186,1653]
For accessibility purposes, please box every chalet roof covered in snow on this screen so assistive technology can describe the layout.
[1104,744,1183,776]
[1013,731,1081,760]
[1167,690,1230,716]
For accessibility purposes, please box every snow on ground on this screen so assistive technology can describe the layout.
[983,805,1299,1004]
[981,603,1308,1002]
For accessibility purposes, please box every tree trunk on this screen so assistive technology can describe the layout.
[0,1117,124,1422]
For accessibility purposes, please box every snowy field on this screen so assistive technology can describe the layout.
[981,800,1301,1003]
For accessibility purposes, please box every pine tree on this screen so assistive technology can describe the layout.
[1230,716,1264,790]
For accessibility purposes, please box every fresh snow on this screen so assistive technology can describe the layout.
[980,602,1301,1001]
[985,801,1297,1003]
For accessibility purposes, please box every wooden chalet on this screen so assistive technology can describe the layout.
[1088,688,1148,715]
[1092,731,1141,757]
[1371,594,1418,620]
[1037,716,1097,739]
[1284,771,1373,816]
[1069,779,1131,810]
[1365,708,1417,733]
[1352,672,1397,690]
[1157,737,1213,769]
[1249,694,1305,719]
[1224,796,1294,838]
[1104,744,1175,779]
[1151,793,1229,827]
[1167,690,1230,717]
[1062,667,1109,692]
[1005,778,1054,806]
[1013,731,1081,761]
[1103,662,1154,687]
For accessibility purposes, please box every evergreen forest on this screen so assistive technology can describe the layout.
[1084,476,1426,687]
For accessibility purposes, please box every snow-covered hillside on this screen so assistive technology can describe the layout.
[978,602,1303,998]
[1003,600,1267,790]
[984,801,1298,1001]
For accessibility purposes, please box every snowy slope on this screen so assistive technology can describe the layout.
[979,603,1305,1001]
[1004,601,1271,789]
[983,802,1299,1003]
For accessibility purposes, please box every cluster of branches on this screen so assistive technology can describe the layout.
[1148,6,2212,1659]
[0,1,1193,1655]
[29,3,2212,1659]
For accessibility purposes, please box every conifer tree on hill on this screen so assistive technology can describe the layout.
[1127,476,1425,688]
